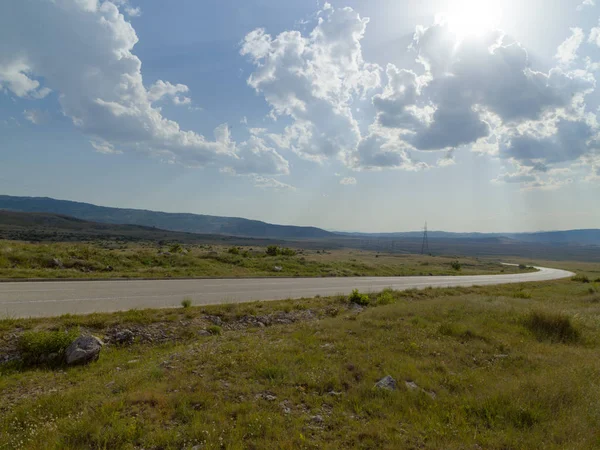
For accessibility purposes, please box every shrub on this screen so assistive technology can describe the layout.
[572,274,590,283]
[18,329,79,364]
[207,325,222,335]
[518,264,528,270]
[266,245,279,256]
[279,247,297,256]
[228,247,240,255]
[181,298,192,308]
[512,290,532,299]
[377,288,395,305]
[169,244,183,253]
[349,289,371,306]
[450,260,462,271]
[523,311,580,344]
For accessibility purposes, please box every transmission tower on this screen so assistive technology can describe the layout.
[421,222,430,255]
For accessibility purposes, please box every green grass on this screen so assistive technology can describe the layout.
[2,266,600,448]
[0,240,531,280]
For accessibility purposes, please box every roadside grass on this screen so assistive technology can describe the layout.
[0,240,532,280]
[2,272,600,449]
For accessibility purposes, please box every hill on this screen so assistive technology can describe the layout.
[0,195,335,240]
[0,210,288,247]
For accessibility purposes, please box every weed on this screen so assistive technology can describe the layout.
[18,328,79,364]
[377,288,395,305]
[512,290,532,299]
[349,289,371,306]
[181,298,192,308]
[207,325,222,335]
[523,311,580,344]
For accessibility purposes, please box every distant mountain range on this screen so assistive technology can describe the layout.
[0,195,335,240]
[0,195,599,246]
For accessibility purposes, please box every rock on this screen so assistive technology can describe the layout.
[206,315,222,326]
[65,335,103,365]
[405,381,419,391]
[273,266,283,272]
[51,258,64,269]
[310,415,324,424]
[349,303,364,313]
[113,329,135,345]
[405,380,436,399]
[198,329,212,336]
[375,375,397,391]
[105,265,114,272]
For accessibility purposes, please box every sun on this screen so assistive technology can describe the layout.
[443,0,503,39]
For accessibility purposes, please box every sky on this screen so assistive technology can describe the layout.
[1,0,599,233]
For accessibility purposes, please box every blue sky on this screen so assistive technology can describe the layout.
[1,0,599,232]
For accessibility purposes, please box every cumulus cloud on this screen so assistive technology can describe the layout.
[0,0,288,176]
[0,60,51,98]
[339,177,357,185]
[555,28,584,66]
[241,3,380,163]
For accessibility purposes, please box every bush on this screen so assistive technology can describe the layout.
[169,244,183,253]
[265,246,296,257]
[518,264,528,270]
[450,260,462,271]
[228,247,240,255]
[266,245,279,256]
[207,325,222,335]
[377,288,395,305]
[572,274,590,283]
[181,298,192,308]
[18,329,79,364]
[349,289,371,306]
[523,311,580,344]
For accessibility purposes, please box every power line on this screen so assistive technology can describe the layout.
[421,221,430,255]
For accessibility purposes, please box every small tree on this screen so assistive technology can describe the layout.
[450,260,461,271]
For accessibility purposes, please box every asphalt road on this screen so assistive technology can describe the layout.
[0,266,574,318]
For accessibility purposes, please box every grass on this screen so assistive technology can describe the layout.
[181,298,192,309]
[2,263,600,448]
[523,311,581,343]
[0,240,532,280]
[17,328,79,366]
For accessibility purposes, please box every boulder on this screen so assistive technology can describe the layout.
[273,266,283,272]
[374,375,397,391]
[65,335,103,365]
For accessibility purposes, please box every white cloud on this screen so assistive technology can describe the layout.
[577,0,595,11]
[252,175,296,191]
[241,3,380,163]
[0,0,288,175]
[90,139,122,154]
[555,28,584,66]
[125,6,141,17]
[0,60,51,98]
[23,109,50,125]
[339,177,357,185]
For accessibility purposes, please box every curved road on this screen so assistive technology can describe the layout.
[0,266,573,318]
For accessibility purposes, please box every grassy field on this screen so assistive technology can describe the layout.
[1,261,599,449]
[0,240,531,280]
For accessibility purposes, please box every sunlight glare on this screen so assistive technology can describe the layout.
[444,0,503,39]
